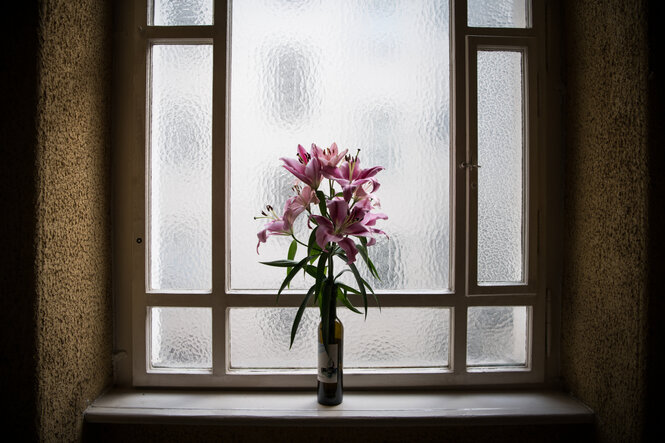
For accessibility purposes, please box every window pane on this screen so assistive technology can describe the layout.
[149,45,213,292]
[151,0,213,26]
[467,306,528,367]
[229,307,450,370]
[229,0,450,291]
[468,0,529,28]
[150,307,212,369]
[477,50,524,284]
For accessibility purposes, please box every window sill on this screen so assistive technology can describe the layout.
[84,389,593,427]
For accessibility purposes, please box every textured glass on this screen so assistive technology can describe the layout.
[230,0,451,291]
[150,307,212,369]
[467,306,528,366]
[149,45,213,292]
[229,308,450,370]
[468,0,528,28]
[477,50,524,284]
[151,0,213,26]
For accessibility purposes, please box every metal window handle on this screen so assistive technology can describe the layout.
[459,161,481,169]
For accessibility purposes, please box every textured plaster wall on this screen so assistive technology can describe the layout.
[33,0,113,440]
[561,0,650,441]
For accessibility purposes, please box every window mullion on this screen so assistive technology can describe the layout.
[451,0,469,378]
[211,0,229,378]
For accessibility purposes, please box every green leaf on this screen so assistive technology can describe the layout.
[356,271,381,311]
[286,240,298,283]
[314,253,328,303]
[304,265,318,279]
[287,240,297,260]
[290,285,316,349]
[347,261,368,318]
[337,286,362,314]
[336,283,360,294]
[316,190,328,217]
[355,243,380,280]
[277,255,316,301]
[260,259,301,267]
[334,269,352,280]
[307,229,320,263]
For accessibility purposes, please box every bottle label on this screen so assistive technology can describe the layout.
[317,343,339,383]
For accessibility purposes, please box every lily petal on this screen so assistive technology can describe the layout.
[337,237,359,264]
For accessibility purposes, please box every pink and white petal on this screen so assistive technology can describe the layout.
[315,224,338,249]
[337,237,359,264]
[297,144,309,163]
[345,222,371,237]
[358,165,384,180]
[327,198,349,227]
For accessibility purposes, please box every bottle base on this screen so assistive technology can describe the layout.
[317,396,342,406]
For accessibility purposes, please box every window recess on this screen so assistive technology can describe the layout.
[114,0,555,389]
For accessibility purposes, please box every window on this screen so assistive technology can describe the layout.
[114,0,559,388]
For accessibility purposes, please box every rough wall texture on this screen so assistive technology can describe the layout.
[34,0,113,441]
[561,1,650,442]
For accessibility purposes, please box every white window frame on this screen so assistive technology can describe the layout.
[112,0,561,389]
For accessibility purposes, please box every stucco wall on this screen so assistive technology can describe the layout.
[561,1,650,441]
[33,0,113,440]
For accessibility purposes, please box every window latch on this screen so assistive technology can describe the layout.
[458,161,481,169]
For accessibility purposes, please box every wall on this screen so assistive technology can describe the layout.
[1,0,114,441]
[561,0,652,442]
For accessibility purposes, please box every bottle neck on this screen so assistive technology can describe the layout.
[323,281,337,341]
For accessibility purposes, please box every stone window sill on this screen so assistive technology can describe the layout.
[84,389,593,427]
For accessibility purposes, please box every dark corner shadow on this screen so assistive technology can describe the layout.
[0,2,40,439]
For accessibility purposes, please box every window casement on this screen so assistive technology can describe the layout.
[113,0,560,389]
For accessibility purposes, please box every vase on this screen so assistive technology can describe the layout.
[317,285,343,405]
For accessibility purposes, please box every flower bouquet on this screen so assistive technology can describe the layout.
[255,143,388,350]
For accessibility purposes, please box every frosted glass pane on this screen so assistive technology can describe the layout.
[468,0,528,28]
[477,50,524,284]
[149,45,212,292]
[229,308,450,370]
[230,0,450,291]
[150,307,212,369]
[467,306,528,366]
[152,0,213,26]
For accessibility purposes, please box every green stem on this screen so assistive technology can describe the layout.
[327,248,334,282]
[291,234,309,248]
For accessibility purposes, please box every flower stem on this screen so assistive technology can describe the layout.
[327,249,334,282]
[291,235,309,248]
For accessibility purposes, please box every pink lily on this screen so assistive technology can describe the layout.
[256,202,300,253]
[331,156,384,202]
[280,144,323,189]
[310,198,373,264]
[361,211,389,246]
[286,184,319,214]
[312,142,348,178]
[350,180,382,208]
